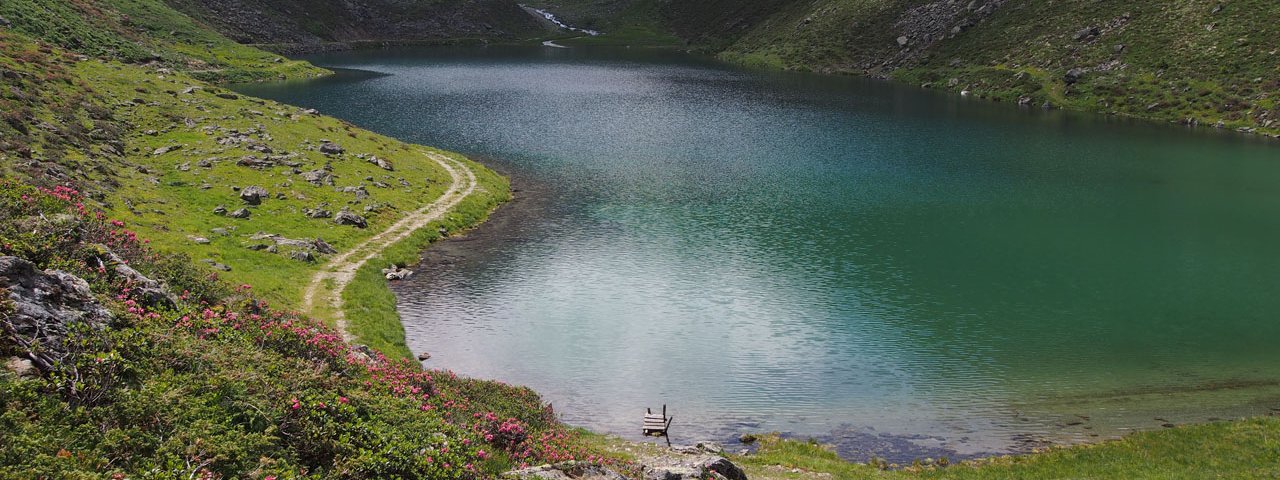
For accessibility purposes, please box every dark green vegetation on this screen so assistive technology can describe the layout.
[0,181,588,478]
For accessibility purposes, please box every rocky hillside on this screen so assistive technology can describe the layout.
[533,0,1280,137]
[165,0,548,51]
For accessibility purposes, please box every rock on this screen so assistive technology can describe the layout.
[189,236,211,244]
[144,129,159,136]
[200,259,232,271]
[228,208,251,219]
[196,158,214,168]
[702,457,746,480]
[897,35,909,47]
[237,156,275,168]
[210,228,229,236]
[505,462,626,480]
[1114,43,1126,53]
[0,16,10,28]
[367,156,394,170]
[334,210,368,228]
[313,238,337,254]
[417,352,432,361]
[337,185,369,200]
[303,108,320,115]
[1072,26,1099,41]
[319,142,344,155]
[0,256,114,372]
[212,205,228,215]
[304,207,332,219]
[695,442,725,454]
[87,246,175,309]
[240,186,268,205]
[1017,96,1033,106]
[4,357,35,377]
[1064,68,1086,84]
[153,145,182,156]
[301,169,334,186]
[215,92,239,100]
[289,250,315,262]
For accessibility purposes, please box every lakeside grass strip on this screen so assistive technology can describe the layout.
[341,154,510,359]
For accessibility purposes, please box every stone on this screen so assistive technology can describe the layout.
[367,156,394,170]
[301,169,333,186]
[212,205,228,215]
[237,156,275,168]
[88,246,175,309]
[4,357,35,377]
[897,35,909,47]
[304,207,332,219]
[240,186,268,205]
[289,250,315,262]
[338,185,369,200]
[200,259,232,271]
[153,144,182,156]
[1064,68,1086,84]
[303,108,320,115]
[319,142,344,155]
[210,228,230,236]
[701,457,746,480]
[695,441,725,454]
[215,92,239,100]
[189,236,211,244]
[228,208,251,219]
[334,210,368,228]
[1072,26,1099,42]
[417,352,432,361]
[0,256,114,372]
[0,16,11,28]
[313,238,337,254]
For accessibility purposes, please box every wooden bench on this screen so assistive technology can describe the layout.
[643,405,674,446]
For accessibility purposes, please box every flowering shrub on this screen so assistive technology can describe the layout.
[0,180,612,478]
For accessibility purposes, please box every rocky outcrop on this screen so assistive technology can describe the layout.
[0,256,113,373]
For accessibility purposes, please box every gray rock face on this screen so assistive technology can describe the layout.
[334,209,368,228]
[304,207,332,219]
[0,256,114,372]
[88,246,175,309]
[240,186,269,205]
[319,142,344,155]
[301,169,334,186]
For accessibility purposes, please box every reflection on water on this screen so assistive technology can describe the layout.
[236,46,1280,461]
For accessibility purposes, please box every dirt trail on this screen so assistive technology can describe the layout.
[301,152,476,340]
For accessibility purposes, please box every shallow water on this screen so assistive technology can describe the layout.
[237,46,1280,461]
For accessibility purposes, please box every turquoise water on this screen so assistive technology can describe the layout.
[237,46,1280,460]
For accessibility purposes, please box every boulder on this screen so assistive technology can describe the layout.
[897,35,909,47]
[228,208,251,219]
[319,142,344,155]
[313,238,338,254]
[304,207,332,219]
[87,245,175,309]
[334,209,367,228]
[367,156,394,171]
[212,205,228,215]
[240,186,268,205]
[153,145,182,156]
[288,250,315,262]
[505,462,626,480]
[702,457,746,480]
[0,256,114,372]
[301,169,333,186]
[1072,26,1099,41]
[1064,68,1086,84]
[337,185,369,200]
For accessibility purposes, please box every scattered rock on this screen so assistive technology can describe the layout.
[210,228,230,236]
[215,92,239,100]
[240,186,268,205]
[417,352,432,361]
[319,142,344,155]
[334,209,368,228]
[228,208,251,219]
[337,185,369,200]
[288,250,315,262]
[212,205,228,215]
[188,236,211,245]
[303,207,332,219]
[237,156,275,169]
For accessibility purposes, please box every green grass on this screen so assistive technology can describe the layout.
[343,154,511,359]
[731,418,1280,479]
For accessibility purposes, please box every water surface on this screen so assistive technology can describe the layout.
[237,47,1280,461]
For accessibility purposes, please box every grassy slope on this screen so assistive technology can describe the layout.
[709,0,1280,136]
[0,0,506,355]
